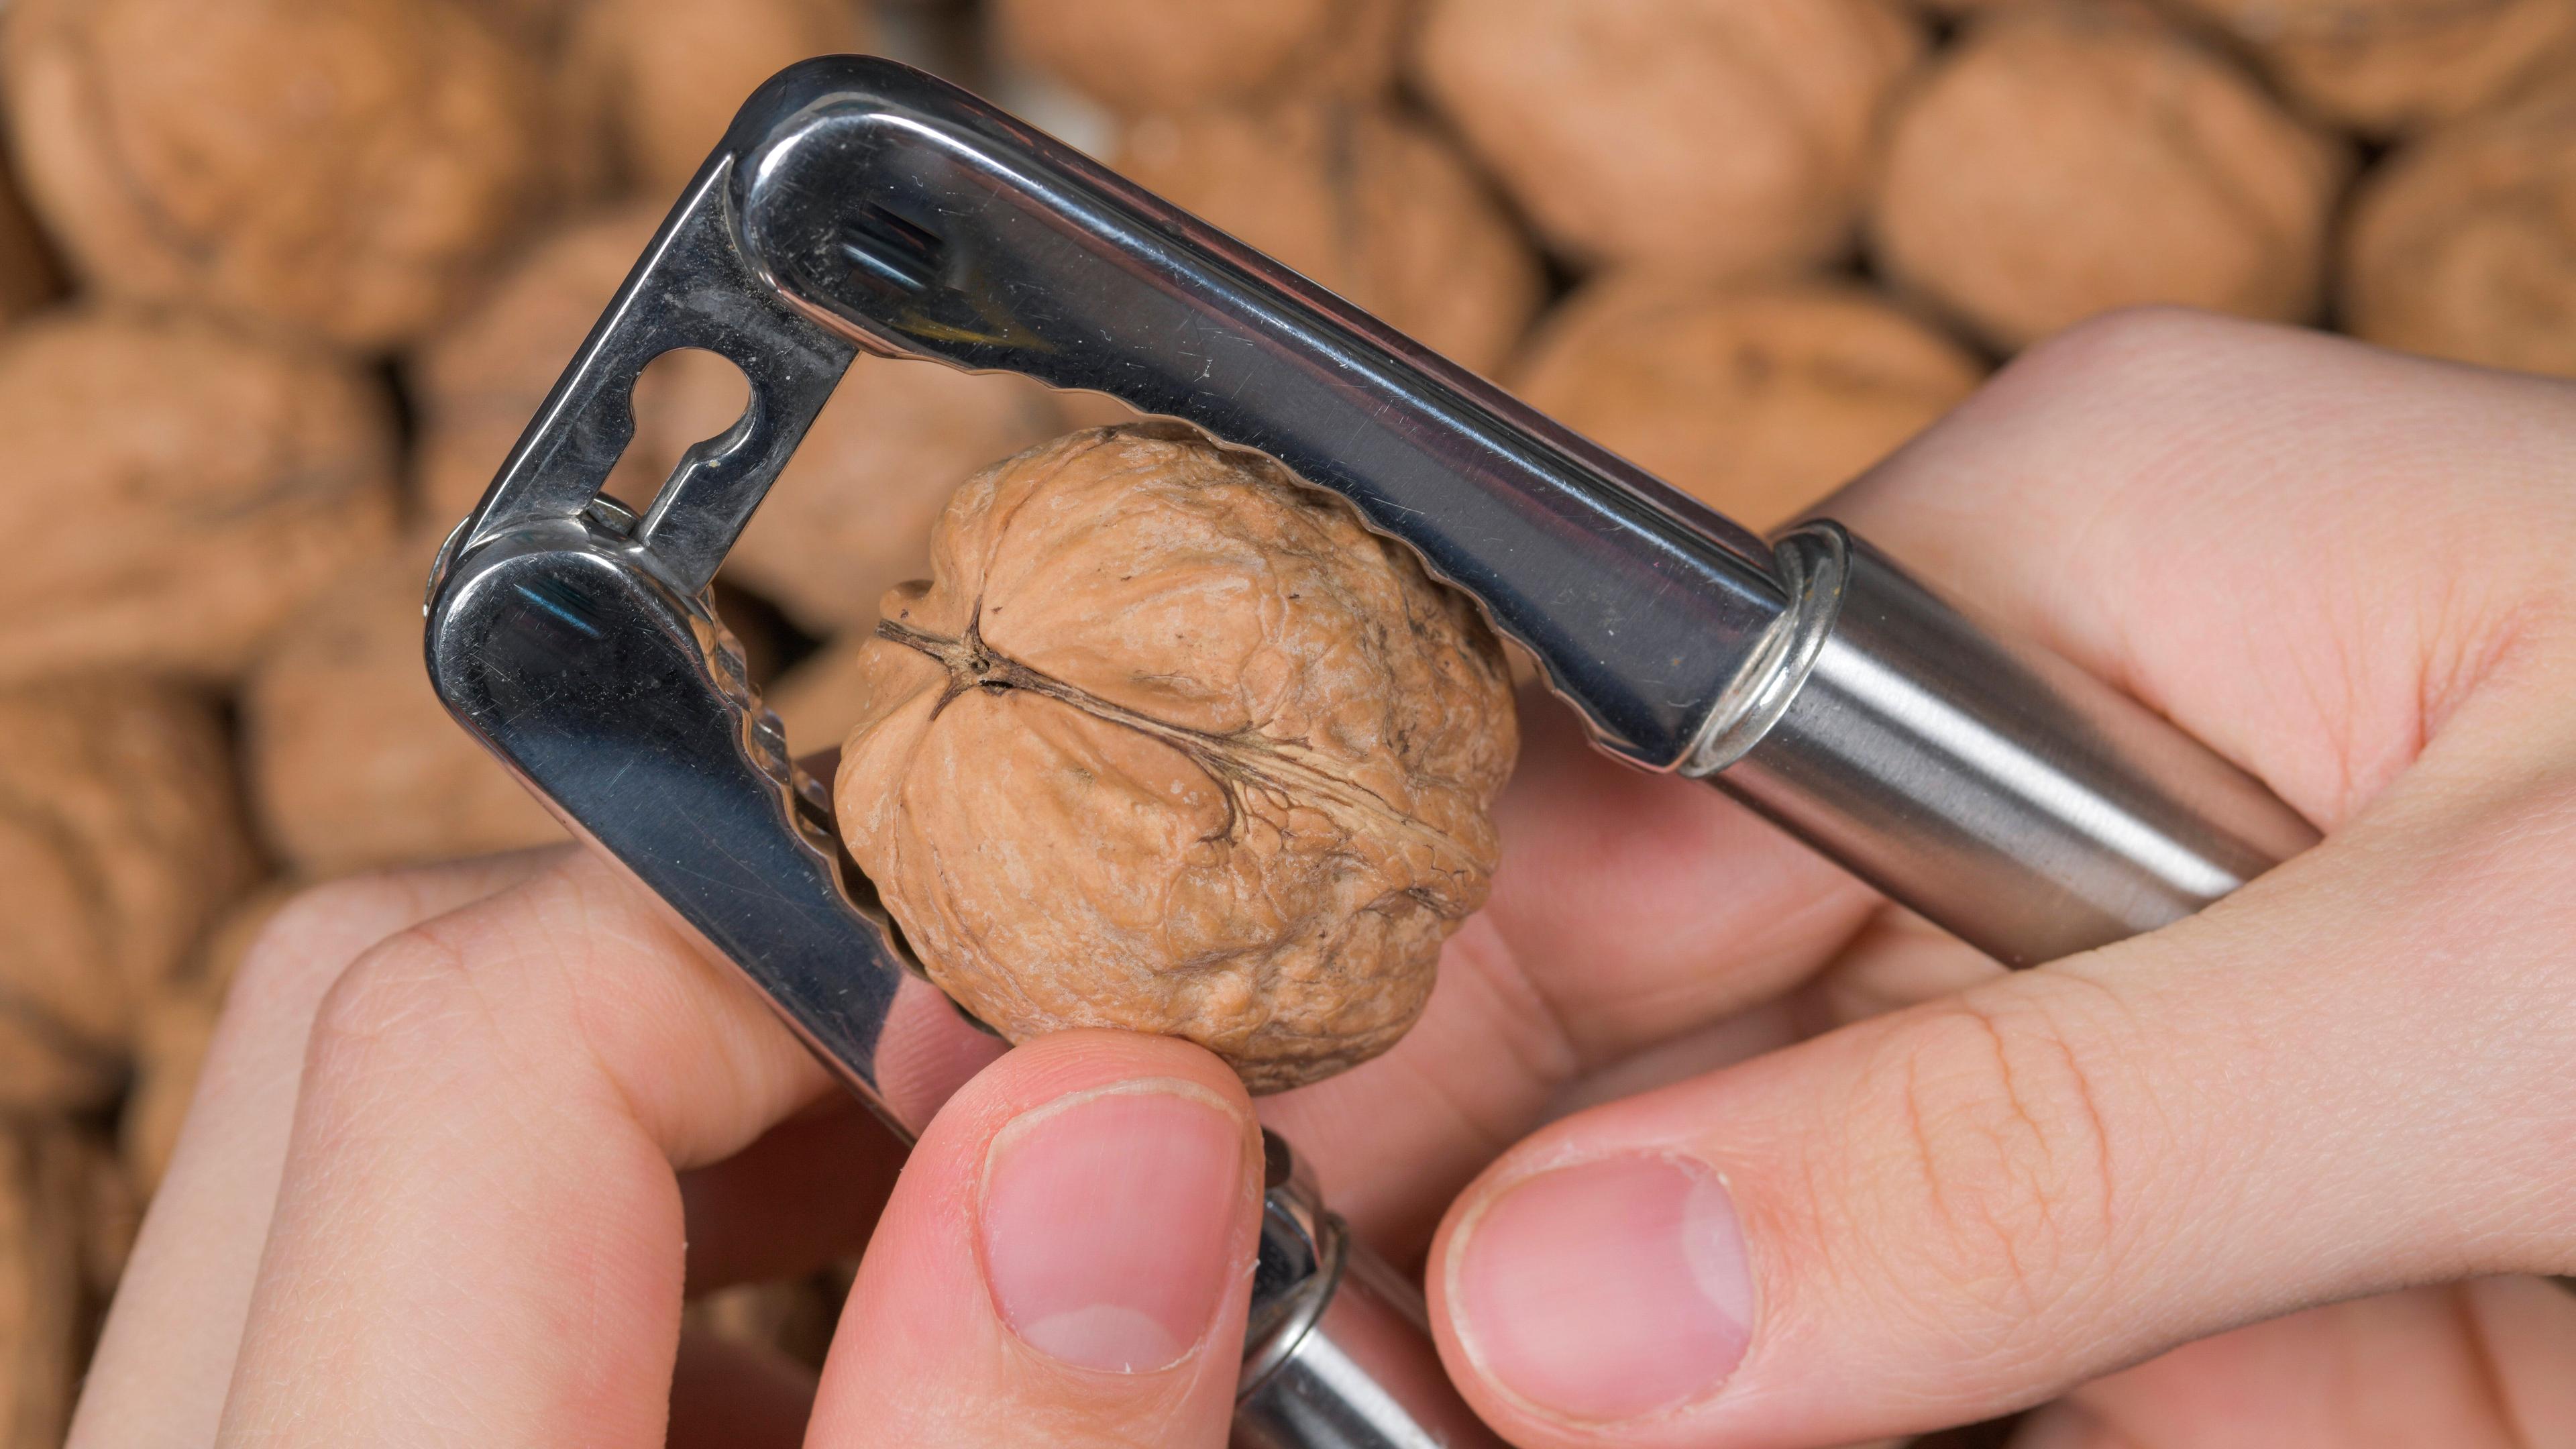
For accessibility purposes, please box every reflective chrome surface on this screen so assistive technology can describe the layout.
[428,53,2321,1449]
[1235,1134,1504,1449]
[1715,526,2318,965]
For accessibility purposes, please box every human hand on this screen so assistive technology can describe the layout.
[69,308,2576,1449]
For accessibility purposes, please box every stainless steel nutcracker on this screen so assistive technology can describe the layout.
[425,56,2318,1449]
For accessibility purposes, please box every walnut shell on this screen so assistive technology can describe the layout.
[0,152,59,327]
[1869,5,2350,352]
[1413,0,1923,276]
[3,0,548,350]
[0,309,398,686]
[645,350,1069,635]
[1513,275,1983,531]
[244,541,566,877]
[0,1126,81,1449]
[0,680,256,1112]
[2343,88,2576,380]
[834,424,1517,1091]
[1116,100,1545,375]
[992,0,1407,116]
[2165,0,2576,134]
[561,0,872,197]
[413,205,672,526]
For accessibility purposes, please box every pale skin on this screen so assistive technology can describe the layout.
[71,310,2576,1448]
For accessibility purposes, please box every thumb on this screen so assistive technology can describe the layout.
[1421,749,2576,1447]
[806,1028,1265,1447]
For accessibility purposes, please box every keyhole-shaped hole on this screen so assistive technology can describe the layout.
[605,346,753,515]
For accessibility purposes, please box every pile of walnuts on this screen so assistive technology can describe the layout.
[3,0,2571,1433]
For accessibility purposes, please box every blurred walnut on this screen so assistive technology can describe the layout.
[993,0,1406,115]
[2343,89,2576,380]
[0,309,397,686]
[563,0,872,197]
[2165,0,2576,134]
[835,425,1516,1091]
[0,1126,80,1449]
[413,205,672,526]
[1870,5,2349,352]
[246,541,566,878]
[1117,101,1544,375]
[123,885,294,1198]
[3,0,548,349]
[0,680,256,1112]
[645,350,1067,635]
[1514,276,1982,532]
[1413,0,1922,277]
[0,152,58,327]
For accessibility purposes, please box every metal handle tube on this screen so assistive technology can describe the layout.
[1707,525,2320,965]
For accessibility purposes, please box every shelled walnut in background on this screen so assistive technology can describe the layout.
[1870,4,2350,352]
[1413,0,1923,278]
[1512,275,1984,531]
[991,0,1407,116]
[835,425,1518,1092]
[2,0,550,350]
[0,309,398,686]
[1116,98,1544,376]
[2344,86,2576,381]
[0,680,255,1113]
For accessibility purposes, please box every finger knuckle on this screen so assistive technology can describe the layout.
[223,876,417,1026]
[303,922,487,1079]
[1842,989,2131,1335]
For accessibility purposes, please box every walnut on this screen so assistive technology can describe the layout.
[1412,0,1923,277]
[2343,88,2576,380]
[1513,275,1983,532]
[0,680,256,1112]
[1116,100,1545,375]
[992,0,1407,116]
[413,205,674,525]
[644,350,1069,635]
[0,309,397,686]
[3,0,548,350]
[2165,0,2576,134]
[561,0,872,197]
[833,425,1517,1091]
[244,540,566,877]
[0,1126,82,1449]
[0,152,58,327]
[1868,5,2350,352]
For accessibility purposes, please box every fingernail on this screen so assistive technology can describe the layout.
[1450,1153,1754,1422]
[980,1081,1249,1373]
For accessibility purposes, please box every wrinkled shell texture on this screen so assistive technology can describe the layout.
[0,680,254,1112]
[2167,0,2576,133]
[995,0,1405,115]
[413,205,669,523]
[649,350,1069,633]
[835,425,1517,1091]
[1413,0,1923,276]
[0,1127,82,1449]
[2343,89,2576,380]
[0,156,56,327]
[1118,101,1545,376]
[246,541,566,876]
[0,310,397,686]
[1514,276,1983,531]
[563,0,871,195]
[3,0,547,348]
[1870,7,2350,351]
